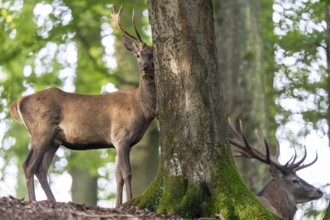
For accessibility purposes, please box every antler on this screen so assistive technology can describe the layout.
[111,6,144,45]
[287,146,318,172]
[131,9,143,43]
[228,118,278,166]
[228,118,318,174]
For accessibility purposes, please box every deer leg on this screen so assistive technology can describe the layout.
[23,135,53,202]
[115,154,124,207]
[22,148,37,202]
[115,144,132,207]
[23,144,49,202]
[35,145,59,202]
[122,147,132,202]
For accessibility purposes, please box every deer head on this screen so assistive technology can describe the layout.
[228,119,323,219]
[111,6,153,78]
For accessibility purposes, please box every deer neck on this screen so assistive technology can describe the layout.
[135,72,156,119]
[258,180,297,220]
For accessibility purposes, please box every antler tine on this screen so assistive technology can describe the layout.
[229,118,274,165]
[239,119,244,134]
[228,118,243,141]
[228,118,259,159]
[290,145,308,170]
[274,139,281,160]
[132,9,144,44]
[284,147,297,169]
[263,138,290,174]
[255,131,283,166]
[264,139,271,164]
[228,118,251,157]
[111,5,139,42]
[294,152,318,172]
[242,134,274,165]
[284,155,295,167]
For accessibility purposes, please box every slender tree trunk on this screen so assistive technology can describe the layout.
[71,167,98,205]
[213,0,275,192]
[326,5,330,147]
[323,5,330,220]
[132,1,280,219]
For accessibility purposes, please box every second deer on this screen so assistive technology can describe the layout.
[229,120,323,220]
[10,6,154,208]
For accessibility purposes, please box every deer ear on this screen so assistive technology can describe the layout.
[122,35,140,54]
[270,164,283,178]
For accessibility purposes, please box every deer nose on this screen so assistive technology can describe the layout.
[316,189,323,196]
[142,63,151,71]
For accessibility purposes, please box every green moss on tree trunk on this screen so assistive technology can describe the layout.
[132,151,283,219]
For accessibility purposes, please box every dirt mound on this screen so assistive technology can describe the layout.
[0,197,182,220]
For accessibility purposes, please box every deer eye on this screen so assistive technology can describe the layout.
[136,52,141,58]
[292,179,300,184]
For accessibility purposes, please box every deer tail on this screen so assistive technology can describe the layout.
[10,97,30,133]
[10,99,21,122]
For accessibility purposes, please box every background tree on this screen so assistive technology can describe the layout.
[326,1,330,148]
[213,0,277,192]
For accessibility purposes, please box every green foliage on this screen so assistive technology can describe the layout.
[272,1,328,217]
[274,1,327,134]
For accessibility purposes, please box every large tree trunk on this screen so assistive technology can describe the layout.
[213,0,275,192]
[132,1,280,219]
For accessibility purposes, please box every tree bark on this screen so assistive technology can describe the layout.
[131,1,280,219]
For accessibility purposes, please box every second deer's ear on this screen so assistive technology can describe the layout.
[122,35,140,54]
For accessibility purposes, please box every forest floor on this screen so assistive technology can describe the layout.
[0,196,185,220]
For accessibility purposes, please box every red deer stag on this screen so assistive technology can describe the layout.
[228,120,323,220]
[10,6,155,208]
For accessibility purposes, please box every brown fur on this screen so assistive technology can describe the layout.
[257,180,297,220]
[10,8,155,207]
[257,175,323,220]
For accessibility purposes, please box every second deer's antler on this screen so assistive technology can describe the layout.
[228,118,317,174]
